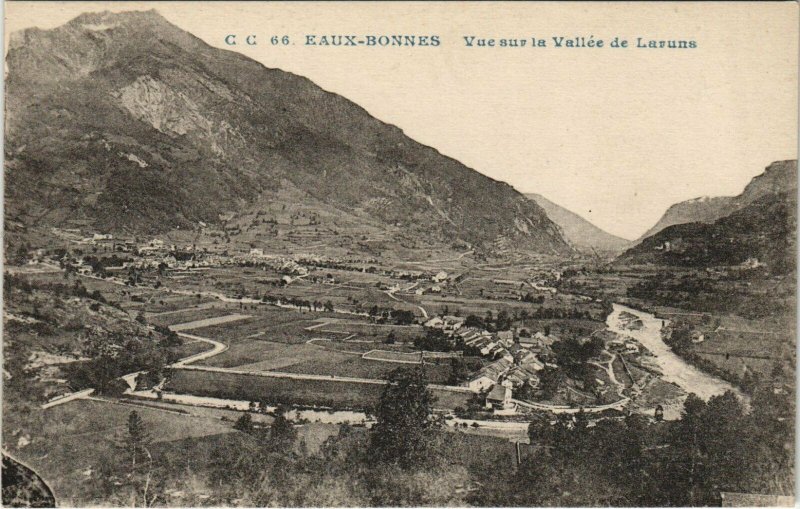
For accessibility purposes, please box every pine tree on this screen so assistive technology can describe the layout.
[268,406,297,453]
[125,411,151,473]
[369,367,439,468]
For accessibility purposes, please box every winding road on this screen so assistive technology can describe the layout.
[383,286,429,318]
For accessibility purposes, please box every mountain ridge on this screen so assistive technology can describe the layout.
[4,10,570,256]
[618,160,797,272]
[525,193,631,255]
[637,160,797,241]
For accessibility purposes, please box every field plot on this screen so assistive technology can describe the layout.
[133,293,218,313]
[362,350,422,363]
[279,354,453,383]
[165,370,468,410]
[310,340,417,354]
[201,340,356,370]
[165,369,385,410]
[275,282,422,315]
[195,337,454,382]
[190,315,324,344]
[147,305,240,327]
[657,306,795,380]
[172,339,216,360]
[170,313,252,332]
[317,321,424,342]
[429,388,473,410]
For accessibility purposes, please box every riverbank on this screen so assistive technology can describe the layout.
[609,299,754,397]
[607,304,748,417]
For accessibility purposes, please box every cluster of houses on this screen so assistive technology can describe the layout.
[423,315,559,414]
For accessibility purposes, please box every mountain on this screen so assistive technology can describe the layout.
[4,10,570,256]
[525,193,631,255]
[618,160,797,273]
[637,160,798,241]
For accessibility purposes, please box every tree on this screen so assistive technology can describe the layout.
[413,329,451,352]
[268,406,298,453]
[369,367,440,468]
[539,366,564,400]
[662,393,711,506]
[447,357,469,385]
[234,412,255,434]
[392,310,416,325]
[123,410,156,506]
[495,310,512,331]
[527,416,553,445]
[464,314,483,328]
[484,310,494,331]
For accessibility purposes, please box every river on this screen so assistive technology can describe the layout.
[607,303,745,404]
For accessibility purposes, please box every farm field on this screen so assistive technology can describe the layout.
[158,266,423,316]
[132,293,219,313]
[169,313,252,332]
[193,336,454,383]
[172,339,216,360]
[653,306,795,381]
[148,305,242,327]
[316,321,424,342]
[164,370,470,410]
[279,354,453,383]
[165,369,386,410]
[308,339,417,354]
[189,316,326,344]
[200,340,356,370]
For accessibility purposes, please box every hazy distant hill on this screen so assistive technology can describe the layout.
[637,160,798,241]
[526,193,631,255]
[4,10,570,255]
[618,160,797,273]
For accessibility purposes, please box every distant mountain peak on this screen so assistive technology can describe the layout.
[526,193,630,255]
[64,8,164,28]
[7,9,202,84]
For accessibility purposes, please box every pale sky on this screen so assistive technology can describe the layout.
[5,2,798,239]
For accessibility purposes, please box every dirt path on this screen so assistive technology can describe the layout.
[383,289,429,318]
[145,302,219,318]
[589,353,625,396]
[169,314,251,332]
[170,332,228,367]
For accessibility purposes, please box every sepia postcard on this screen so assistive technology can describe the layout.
[1,1,797,507]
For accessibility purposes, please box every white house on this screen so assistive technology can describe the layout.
[424,317,445,329]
